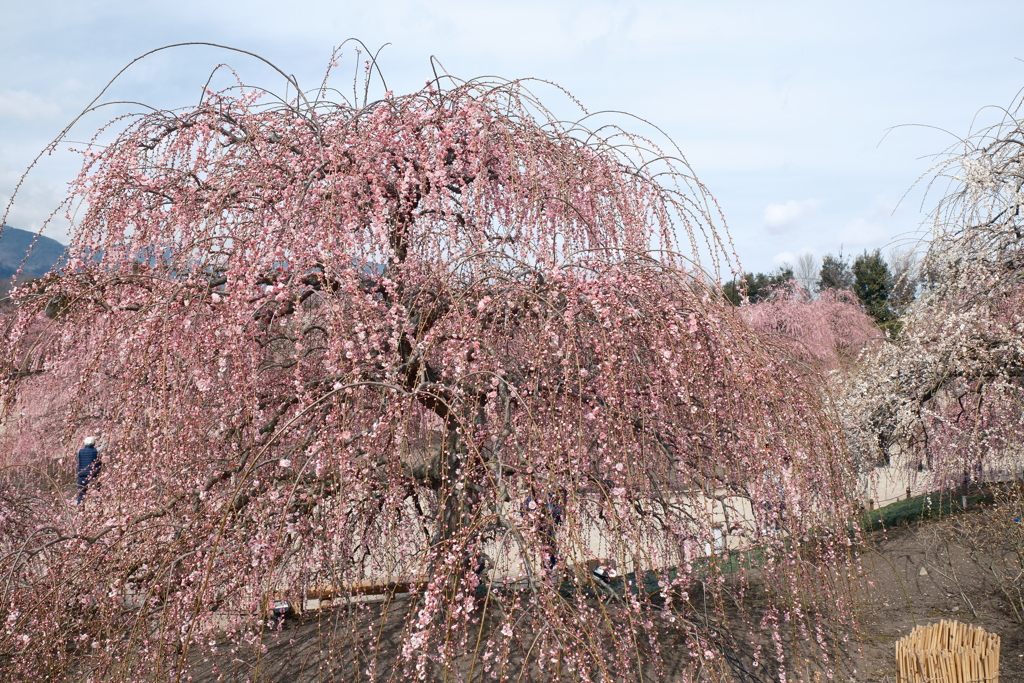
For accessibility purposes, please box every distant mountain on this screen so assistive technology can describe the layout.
[0,226,67,281]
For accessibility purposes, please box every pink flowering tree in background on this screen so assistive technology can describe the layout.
[848,96,1024,484]
[0,48,860,682]
[741,285,885,475]
[740,284,882,376]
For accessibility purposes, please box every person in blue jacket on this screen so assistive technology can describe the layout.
[76,436,100,505]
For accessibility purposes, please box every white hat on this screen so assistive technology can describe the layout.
[83,437,96,446]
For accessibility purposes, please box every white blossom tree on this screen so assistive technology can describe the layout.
[850,97,1024,482]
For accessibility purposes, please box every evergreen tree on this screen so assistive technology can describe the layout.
[817,251,854,292]
[852,248,893,324]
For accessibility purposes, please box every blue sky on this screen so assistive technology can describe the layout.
[3,0,1024,274]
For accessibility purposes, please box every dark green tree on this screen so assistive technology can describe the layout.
[723,266,794,305]
[852,248,893,324]
[817,251,854,292]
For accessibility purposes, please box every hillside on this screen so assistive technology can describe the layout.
[0,225,67,281]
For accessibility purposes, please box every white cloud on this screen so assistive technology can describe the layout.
[772,251,796,267]
[772,247,818,276]
[834,195,915,251]
[0,162,70,241]
[762,199,822,234]
[0,90,61,121]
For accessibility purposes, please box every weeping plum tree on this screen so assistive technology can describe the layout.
[850,95,1024,482]
[0,49,859,682]
[741,285,881,375]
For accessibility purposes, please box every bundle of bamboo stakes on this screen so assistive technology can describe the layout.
[895,620,1000,682]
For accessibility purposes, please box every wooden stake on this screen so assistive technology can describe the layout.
[895,621,999,683]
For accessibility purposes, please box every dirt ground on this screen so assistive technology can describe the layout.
[848,513,1023,682]
[183,509,1023,682]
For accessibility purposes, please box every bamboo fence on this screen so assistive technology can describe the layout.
[895,620,1000,683]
